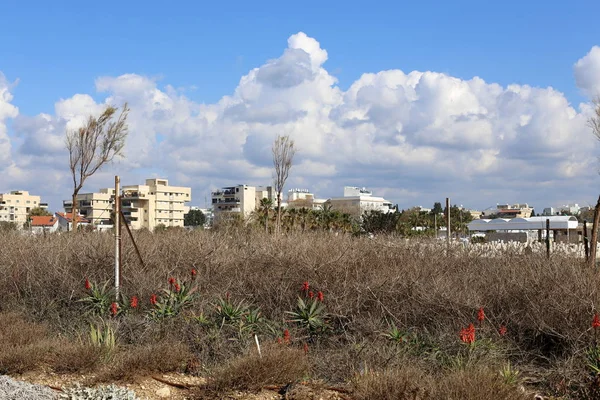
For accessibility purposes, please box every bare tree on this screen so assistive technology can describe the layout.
[66,104,129,231]
[589,99,600,266]
[272,134,296,235]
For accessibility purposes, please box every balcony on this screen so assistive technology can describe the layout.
[212,198,240,204]
[122,191,147,199]
[211,189,236,196]
[79,201,92,207]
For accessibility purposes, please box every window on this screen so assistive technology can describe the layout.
[26,201,30,204]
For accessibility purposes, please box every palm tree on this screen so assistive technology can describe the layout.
[258,198,273,234]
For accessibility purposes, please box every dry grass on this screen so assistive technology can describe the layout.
[199,344,310,396]
[0,229,598,396]
[94,341,189,382]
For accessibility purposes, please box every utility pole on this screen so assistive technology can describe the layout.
[446,197,451,246]
[114,176,121,300]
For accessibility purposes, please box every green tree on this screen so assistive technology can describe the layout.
[432,202,443,215]
[27,207,51,222]
[258,198,273,233]
[184,209,206,227]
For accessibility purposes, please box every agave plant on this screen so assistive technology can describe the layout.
[214,296,249,326]
[78,281,115,316]
[286,297,328,334]
[148,280,197,320]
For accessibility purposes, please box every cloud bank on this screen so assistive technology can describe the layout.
[2,33,600,211]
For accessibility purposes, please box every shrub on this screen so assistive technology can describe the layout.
[202,344,310,395]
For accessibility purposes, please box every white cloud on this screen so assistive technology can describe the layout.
[2,33,600,211]
[575,46,600,98]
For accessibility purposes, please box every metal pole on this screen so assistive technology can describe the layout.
[115,176,121,300]
[584,220,590,262]
[446,198,451,246]
[545,218,550,259]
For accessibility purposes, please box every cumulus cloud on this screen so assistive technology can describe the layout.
[575,46,600,98]
[2,32,600,211]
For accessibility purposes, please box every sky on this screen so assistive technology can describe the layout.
[1,0,600,212]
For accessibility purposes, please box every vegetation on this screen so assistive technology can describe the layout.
[66,103,129,231]
[0,229,598,398]
[272,134,296,234]
[184,209,206,227]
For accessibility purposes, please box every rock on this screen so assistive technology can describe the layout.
[156,386,171,398]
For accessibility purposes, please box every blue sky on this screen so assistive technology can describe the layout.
[1,0,600,211]
[3,1,599,111]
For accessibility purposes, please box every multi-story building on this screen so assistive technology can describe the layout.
[482,203,533,219]
[63,188,115,226]
[328,186,394,218]
[211,185,276,220]
[287,188,327,210]
[0,190,47,228]
[63,178,191,231]
[121,178,191,230]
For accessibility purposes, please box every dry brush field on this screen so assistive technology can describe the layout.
[0,228,599,399]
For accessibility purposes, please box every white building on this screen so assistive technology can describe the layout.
[287,188,327,210]
[328,186,394,218]
[211,185,277,220]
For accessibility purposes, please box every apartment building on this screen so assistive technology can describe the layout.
[63,188,115,226]
[481,203,533,219]
[211,185,276,219]
[287,188,327,210]
[121,178,191,230]
[328,186,394,217]
[63,178,191,231]
[0,191,47,228]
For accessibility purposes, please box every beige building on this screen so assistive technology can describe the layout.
[0,190,47,228]
[64,178,191,231]
[211,185,276,220]
[121,178,191,230]
[63,188,115,226]
[328,186,394,218]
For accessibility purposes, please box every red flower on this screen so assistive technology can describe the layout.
[130,296,138,308]
[477,307,485,323]
[110,302,118,316]
[283,329,290,344]
[303,342,309,355]
[593,313,600,329]
[85,279,91,290]
[499,325,507,336]
[174,283,181,293]
[308,291,314,299]
[191,268,197,279]
[460,324,476,344]
[301,281,310,292]
[317,291,324,302]
[150,293,157,305]
[168,277,176,286]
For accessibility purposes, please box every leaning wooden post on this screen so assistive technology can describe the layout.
[545,218,550,259]
[584,220,590,262]
[590,195,600,268]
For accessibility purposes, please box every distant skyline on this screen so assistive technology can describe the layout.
[1,0,600,212]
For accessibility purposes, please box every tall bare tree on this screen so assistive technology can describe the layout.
[66,104,129,231]
[272,134,296,235]
[590,99,600,266]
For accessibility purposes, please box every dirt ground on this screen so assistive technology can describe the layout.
[12,372,350,400]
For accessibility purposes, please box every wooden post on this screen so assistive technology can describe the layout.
[114,176,121,300]
[584,220,590,262]
[545,218,550,259]
[446,197,451,246]
[591,195,600,268]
